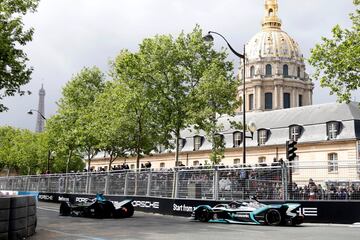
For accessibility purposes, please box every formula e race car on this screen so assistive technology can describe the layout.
[59,194,134,219]
[191,197,303,226]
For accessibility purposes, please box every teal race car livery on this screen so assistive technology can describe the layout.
[191,198,304,226]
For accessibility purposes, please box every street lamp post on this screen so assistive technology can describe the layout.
[203,31,255,164]
[27,109,46,121]
[27,109,52,173]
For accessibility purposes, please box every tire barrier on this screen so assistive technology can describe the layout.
[0,196,37,240]
[0,197,10,240]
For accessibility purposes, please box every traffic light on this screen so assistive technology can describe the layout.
[286,140,297,161]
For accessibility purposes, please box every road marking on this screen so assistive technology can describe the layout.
[39,228,107,240]
[303,223,359,228]
[37,206,59,212]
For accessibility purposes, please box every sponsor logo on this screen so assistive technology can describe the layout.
[38,194,53,200]
[233,213,249,218]
[132,200,159,209]
[0,191,18,195]
[297,207,318,217]
[75,197,90,203]
[58,196,70,202]
[173,204,195,212]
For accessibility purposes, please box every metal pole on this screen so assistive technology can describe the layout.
[242,45,246,164]
[47,150,51,173]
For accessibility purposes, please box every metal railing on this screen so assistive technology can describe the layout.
[1,161,360,201]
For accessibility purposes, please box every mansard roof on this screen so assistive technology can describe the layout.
[180,102,360,151]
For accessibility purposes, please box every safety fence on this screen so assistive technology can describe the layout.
[1,160,360,201]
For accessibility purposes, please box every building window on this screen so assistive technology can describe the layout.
[299,95,303,107]
[233,158,241,165]
[160,162,165,168]
[266,64,272,76]
[283,64,289,77]
[328,153,338,173]
[233,132,242,147]
[258,129,268,145]
[297,67,301,78]
[258,157,266,164]
[193,161,199,166]
[292,156,299,173]
[249,94,254,110]
[327,121,341,140]
[283,93,291,108]
[265,92,273,110]
[289,125,301,141]
[178,138,186,150]
[250,66,255,77]
[194,136,202,151]
[130,164,135,169]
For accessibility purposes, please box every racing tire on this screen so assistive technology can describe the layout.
[93,202,105,219]
[123,204,134,218]
[198,208,212,222]
[265,209,282,226]
[59,202,71,216]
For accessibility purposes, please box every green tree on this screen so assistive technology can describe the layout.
[47,67,104,173]
[191,63,239,165]
[133,26,236,166]
[109,50,164,169]
[309,0,360,103]
[0,126,18,170]
[0,0,40,112]
[92,82,132,170]
[0,126,47,174]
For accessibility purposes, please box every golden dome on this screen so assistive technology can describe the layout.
[246,0,303,61]
[246,30,302,61]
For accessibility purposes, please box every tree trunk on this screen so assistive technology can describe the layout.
[108,153,113,171]
[175,129,180,166]
[65,149,73,174]
[87,149,92,172]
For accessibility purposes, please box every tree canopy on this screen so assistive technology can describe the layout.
[0,26,241,173]
[0,0,40,112]
[309,0,360,103]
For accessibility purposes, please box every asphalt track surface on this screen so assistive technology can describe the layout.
[30,202,359,240]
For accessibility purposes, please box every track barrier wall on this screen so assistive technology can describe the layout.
[2,162,360,224]
[37,192,360,224]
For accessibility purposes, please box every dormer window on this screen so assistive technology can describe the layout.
[258,129,269,145]
[233,132,243,147]
[178,138,186,150]
[327,121,341,140]
[289,125,302,141]
[158,144,166,153]
[194,136,202,151]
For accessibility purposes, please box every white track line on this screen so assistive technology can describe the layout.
[39,228,107,240]
[37,206,59,212]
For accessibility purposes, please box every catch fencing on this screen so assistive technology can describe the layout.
[1,160,360,201]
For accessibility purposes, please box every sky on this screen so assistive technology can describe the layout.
[0,0,358,131]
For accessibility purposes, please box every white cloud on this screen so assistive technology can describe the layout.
[0,0,358,130]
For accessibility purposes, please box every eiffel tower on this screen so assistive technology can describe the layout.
[35,84,46,132]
